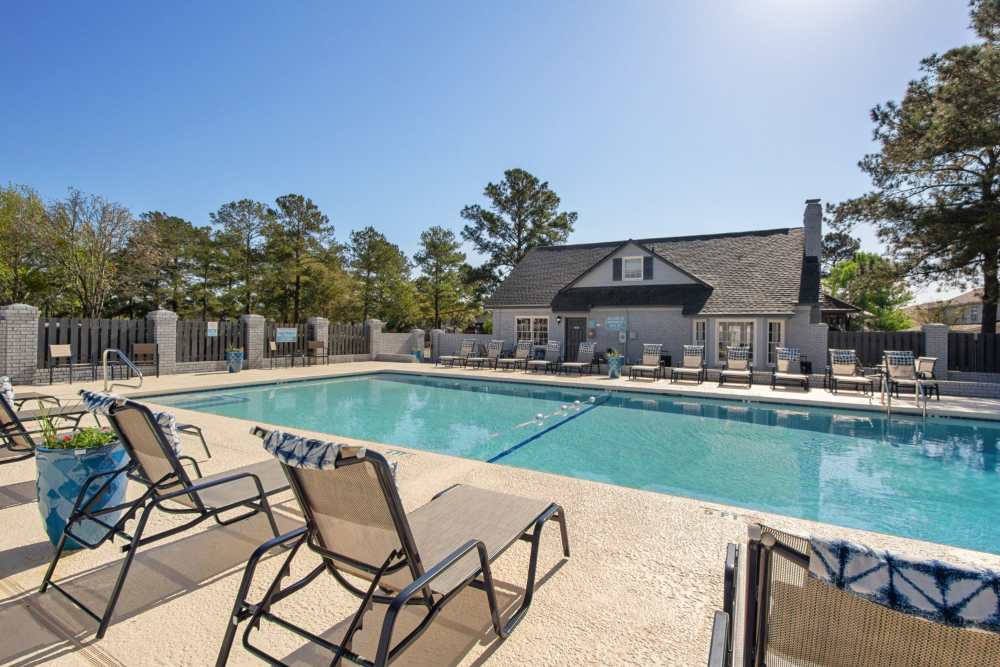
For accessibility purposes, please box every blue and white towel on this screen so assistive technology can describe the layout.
[830,349,858,365]
[809,536,1000,633]
[683,345,704,357]
[776,347,800,361]
[727,346,751,361]
[80,389,182,455]
[262,429,398,478]
[885,350,915,367]
[0,377,13,406]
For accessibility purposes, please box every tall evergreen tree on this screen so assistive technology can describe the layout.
[265,194,335,322]
[348,226,414,326]
[830,0,1000,333]
[210,199,271,314]
[413,226,466,329]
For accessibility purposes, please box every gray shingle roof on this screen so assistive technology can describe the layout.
[488,227,816,315]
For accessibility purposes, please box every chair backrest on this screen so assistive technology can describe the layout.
[741,524,1000,667]
[105,399,199,507]
[682,345,704,368]
[726,346,750,370]
[916,356,937,378]
[307,340,325,352]
[260,429,425,590]
[458,339,475,356]
[486,340,503,359]
[577,342,596,363]
[544,340,561,361]
[132,343,157,361]
[0,395,35,452]
[829,348,859,376]
[49,344,72,363]
[776,347,801,374]
[884,350,916,380]
[269,340,278,353]
[514,340,532,359]
[641,343,662,366]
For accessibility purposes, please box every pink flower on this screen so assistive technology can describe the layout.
[62,435,71,442]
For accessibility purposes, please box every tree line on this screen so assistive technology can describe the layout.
[0,168,577,330]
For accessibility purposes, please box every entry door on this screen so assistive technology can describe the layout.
[564,318,587,361]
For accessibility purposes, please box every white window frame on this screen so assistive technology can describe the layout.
[515,316,548,346]
[767,320,785,366]
[621,256,644,281]
[692,319,707,347]
[716,319,755,363]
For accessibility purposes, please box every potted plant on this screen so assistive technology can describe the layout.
[606,348,625,379]
[225,346,244,373]
[35,415,130,549]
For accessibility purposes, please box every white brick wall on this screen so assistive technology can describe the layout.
[0,304,39,384]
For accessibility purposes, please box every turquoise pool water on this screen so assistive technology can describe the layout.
[151,372,1000,554]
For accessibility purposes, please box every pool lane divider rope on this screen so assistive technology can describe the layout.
[487,393,612,463]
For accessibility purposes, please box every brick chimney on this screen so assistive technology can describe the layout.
[803,198,822,259]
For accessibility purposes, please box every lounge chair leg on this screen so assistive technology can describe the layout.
[96,505,154,639]
[39,530,71,594]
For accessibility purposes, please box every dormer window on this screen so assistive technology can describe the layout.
[622,256,643,281]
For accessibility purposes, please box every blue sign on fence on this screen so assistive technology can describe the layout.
[275,327,298,343]
[606,316,626,331]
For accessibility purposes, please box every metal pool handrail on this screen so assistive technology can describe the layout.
[102,348,143,392]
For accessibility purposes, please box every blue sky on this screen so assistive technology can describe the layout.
[1,1,976,300]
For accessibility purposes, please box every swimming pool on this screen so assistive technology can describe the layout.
[150,372,1000,555]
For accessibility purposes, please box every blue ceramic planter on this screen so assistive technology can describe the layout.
[35,442,130,549]
[226,350,244,373]
[607,356,624,379]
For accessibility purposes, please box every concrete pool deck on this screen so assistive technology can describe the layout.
[4,361,1000,666]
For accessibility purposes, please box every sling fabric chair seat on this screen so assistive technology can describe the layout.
[0,395,80,464]
[560,342,598,375]
[526,341,561,373]
[771,347,809,391]
[916,356,941,400]
[708,524,1000,667]
[629,343,663,381]
[884,350,925,400]
[466,340,503,370]
[217,428,570,667]
[719,346,752,387]
[437,339,474,367]
[12,391,61,410]
[828,348,874,395]
[16,403,90,427]
[671,345,705,383]
[496,340,532,371]
[39,393,286,639]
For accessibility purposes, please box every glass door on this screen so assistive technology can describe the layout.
[718,321,754,362]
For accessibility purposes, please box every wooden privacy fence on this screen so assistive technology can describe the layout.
[265,322,308,357]
[827,330,925,366]
[327,322,368,355]
[948,333,1000,373]
[176,320,244,362]
[37,318,152,368]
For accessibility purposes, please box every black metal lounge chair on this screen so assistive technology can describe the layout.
[708,524,1000,667]
[0,395,79,465]
[39,395,287,639]
[305,340,330,365]
[216,427,570,666]
[496,340,532,371]
[719,346,752,388]
[48,343,96,384]
[436,339,475,367]
[269,340,301,368]
[560,342,598,375]
[671,345,706,383]
[770,347,809,391]
[525,341,561,374]
[629,344,663,381]
[466,340,503,369]
[916,356,941,400]
[11,391,61,410]
[827,348,874,395]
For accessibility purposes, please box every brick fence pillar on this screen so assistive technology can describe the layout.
[0,304,40,385]
[430,329,444,363]
[240,314,266,369]
[922,323,949,375]
[307,316,330,348]
[146,309,178,376]
[366,319,384,361]
[410,328,425,361]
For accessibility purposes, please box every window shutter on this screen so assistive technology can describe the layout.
[643,256,653,280]
[612,258,622,281]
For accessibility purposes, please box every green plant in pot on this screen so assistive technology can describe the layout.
[606,348,624,379]
[35,413,130,549]
[225,345,245,373]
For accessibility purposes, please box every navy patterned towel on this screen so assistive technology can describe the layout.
[830,349,857,365]
[263,429,399,478]
[776,347,800,361]
[809,536,1000,633]
[80,390,182,455]
[727,346,751,361]
[885,350,915,367]
[683,345,704,356]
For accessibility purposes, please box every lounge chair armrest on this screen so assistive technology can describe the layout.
[389,539,484,612]
[71,461,135,514]
[707,610,730,667]
[177,454,204,479]
[155,470,266,504]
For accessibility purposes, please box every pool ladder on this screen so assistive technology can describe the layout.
[102,348,143,393]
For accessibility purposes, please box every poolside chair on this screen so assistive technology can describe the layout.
[130,343,160,378]
[48,343,96,384]
[916,356,941,401]
[671,345,705,383]
[628,343,663,381]
[436,339,474,367]
[884,350,921,401]
[305,340,330,365]
[466,340,503,369]
[707,524,1000,667]
[496,340,532,371]
[719,346,752,388]
[770,347,809,392]
[269,340,301,368]
[216,427,570,667]
[827,348,874,396]
[39,394,287,639]
[0,394,80,465]
[560,342,598,375]
[526,341,561,374]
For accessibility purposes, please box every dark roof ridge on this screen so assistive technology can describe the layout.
[530,226,797,251]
